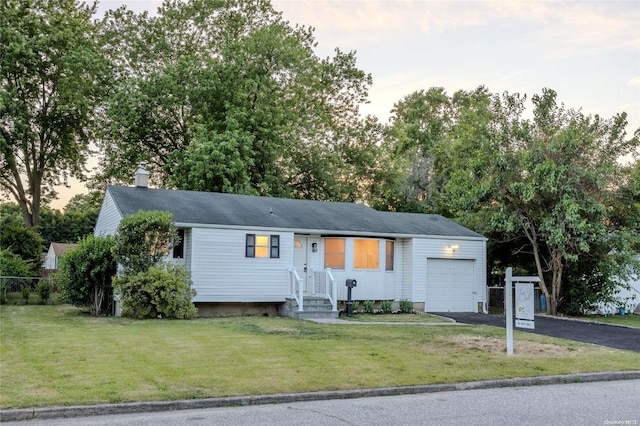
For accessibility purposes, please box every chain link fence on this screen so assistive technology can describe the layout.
[487,286,544,314]
[0,275,57,305]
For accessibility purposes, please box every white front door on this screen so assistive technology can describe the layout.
[293,236,312,293]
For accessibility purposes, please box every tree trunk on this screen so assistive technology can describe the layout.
[549,249,563,316]
[523,219,551,314]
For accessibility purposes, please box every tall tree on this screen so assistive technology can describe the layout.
[386,87,639,315]
[444,89,638,314]
[93,0,374,201]
[0,0,110,228]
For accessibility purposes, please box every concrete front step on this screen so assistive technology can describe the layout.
[283,296,338,320]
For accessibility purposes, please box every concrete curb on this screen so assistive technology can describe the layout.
[2,371,639,422]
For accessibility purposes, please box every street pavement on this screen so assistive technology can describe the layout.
[431,313,640,352]
[4,379,639,425]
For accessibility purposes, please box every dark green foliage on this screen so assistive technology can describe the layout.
[385,86,639,315]
[57,235,117,315]
[39,193,101,244]
[21,287,30,304]
[0,248,34,278]
[93,0,379,204]
[380,300,392,314]
[112,211,179,274]
[38,280,52,305]
[363,300,374,314]
[113,264,197,319]
[0,0,112,228]
[399,299,413,313]
[0,204,43,275]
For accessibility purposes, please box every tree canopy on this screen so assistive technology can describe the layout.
[92,0,380,202]
[385,86,639,314]
[0,0,111,228]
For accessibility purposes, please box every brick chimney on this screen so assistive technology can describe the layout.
[135,161,150,188]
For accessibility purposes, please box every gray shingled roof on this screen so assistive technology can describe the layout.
[107,186,483,238]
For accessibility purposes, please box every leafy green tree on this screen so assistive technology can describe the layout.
[0,248,34,278]
[386,87,639,315]
[57,235,117,315]
[0,203,43,274]
[39,193,101,244]
[381,86,493,213]
[0,0,111,228]
[113,264,197,319]
[444,89,637,314]
[93,0,375,202]
[112,210,179,274]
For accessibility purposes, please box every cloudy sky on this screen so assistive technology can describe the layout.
[54,0,640,208]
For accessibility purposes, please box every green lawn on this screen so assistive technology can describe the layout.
[1,305,639,409]
[342,313,453,323]
[572,314,640,328]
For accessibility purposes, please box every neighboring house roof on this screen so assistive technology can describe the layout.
[50,242,77,257]
[106,186,484,239]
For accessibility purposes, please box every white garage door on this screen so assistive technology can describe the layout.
[426,259,475,312]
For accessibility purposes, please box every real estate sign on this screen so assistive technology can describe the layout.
[505,268,539,355]
[515,282,535,329]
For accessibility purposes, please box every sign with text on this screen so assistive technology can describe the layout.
[515,282,535,329]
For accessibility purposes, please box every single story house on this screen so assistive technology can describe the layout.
[94,169,487,318]
[43,242,77,272]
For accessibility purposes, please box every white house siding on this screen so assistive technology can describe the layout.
[94,190,122,236]
[44,245,57,270]
[400,239,413,301]
[329,238,396,301]
[308,235,322,272]
[165,228,192,270]
[190,228,294,303]
[389,240,404,301]
[411,238,486,313]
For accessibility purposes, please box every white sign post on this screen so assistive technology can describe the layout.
[505,267,540,356]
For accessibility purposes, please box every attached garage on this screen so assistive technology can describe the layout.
[425,259,476,312]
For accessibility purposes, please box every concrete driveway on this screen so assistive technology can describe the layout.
[431,313,640,353]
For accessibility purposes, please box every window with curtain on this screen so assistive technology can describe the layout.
[324,238,345,269]
[354,239,379,269]
[246,234,279,258]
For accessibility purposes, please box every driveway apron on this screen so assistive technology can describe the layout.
[431,313,640,353]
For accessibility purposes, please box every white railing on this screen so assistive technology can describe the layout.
[312,268,338,312]
[288,268,304,312]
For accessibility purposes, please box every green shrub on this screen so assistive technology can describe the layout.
[363,300,374,314]
[21,287,30,305]
[399,299,413,313]
[380,300,392,314]
[114,264,197,319]
[0,248,35,278]
[58,235,117,316]
[352,301,360,313]
[112,211,179,274]
[38,281,52,305]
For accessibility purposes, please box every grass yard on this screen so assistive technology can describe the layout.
[341,313,453,323]
[1,305,639,409]
[572,314,640,328]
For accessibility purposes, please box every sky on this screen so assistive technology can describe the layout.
[52,0,640,209]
